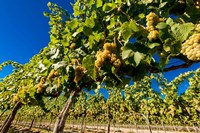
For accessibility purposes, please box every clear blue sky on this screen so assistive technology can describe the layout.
[0,0,74,77]
[0,1,199,95]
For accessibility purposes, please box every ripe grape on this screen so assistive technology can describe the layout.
[146,12,163,41]
[95,58,104,68]
[195,24,200,32]
[47,70,58,80]
[147,30,159,41]
[113,59,121,68]
[37,86,43,94]
[111,54,117,63]
[95,42,121,72]
[57,78,61,88]
[74,65,86,83]
[181,33,200,61]
[70,43,76,49]
[146,12,160,31]
[103,42,116,52]
[102,50,111,60]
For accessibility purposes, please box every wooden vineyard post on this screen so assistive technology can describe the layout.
[0,101,22,133]
[53,90,76,133]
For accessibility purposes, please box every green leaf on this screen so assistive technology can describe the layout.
[103,3,116,13]
[126,0,131,6]
[159,2,168,8]
[156,22,168,29]
[121,43,135,60]
[148,43,160,49]
[73,5,84,17]
[163,44,171,52]
[82,55,96,80]
[68,19,79,30]
[120,23,131,41]
[120,20,138,41]
[166,18,174,26]
[129,20,139,32]
[96,0,103,8]
[122,49,134,60]
[134,52,144,67]
[88,0,95,7]
[85,17,95,28]
[122,28,132,41]
[50,35,59,44]
[171,23,195,42]
[88,35,95,49]
[47,2,51,7]
[138,13,145,19]
[52,61,67,70]
[89,32,103,49]
[83,26,92,35]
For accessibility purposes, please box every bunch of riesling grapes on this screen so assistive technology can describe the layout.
[181,33,200,61]
[13,86,28,103]
[95,43,122,72]
[37,70,60,94]
[195,24,200,32]
[146,12,163,41]
[47,70,59,81]
[74,65,86,83]
[37,77,46,94]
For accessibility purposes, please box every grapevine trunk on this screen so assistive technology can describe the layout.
[53,90,76,133]
[0,101,22,133]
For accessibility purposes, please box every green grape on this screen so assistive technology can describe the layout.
[74,65,86,83]
[147,30,159,41]
[181,33,200,61]
[146,12,161,31]
[95,42,121,71]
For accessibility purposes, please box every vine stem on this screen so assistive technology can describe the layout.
[53,89,77,133]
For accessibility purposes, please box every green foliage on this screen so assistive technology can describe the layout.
[0,0,200,125]
[10,68,200,126]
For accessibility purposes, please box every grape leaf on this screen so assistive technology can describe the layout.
[171,23,194,42]
[134,52,144,67]
[82,55,96,80]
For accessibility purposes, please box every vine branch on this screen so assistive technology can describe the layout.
[150,61,199,73]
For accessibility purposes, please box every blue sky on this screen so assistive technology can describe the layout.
[0,0,74,77]
[0,1,199,95]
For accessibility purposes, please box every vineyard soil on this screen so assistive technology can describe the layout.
[3,123,199,133]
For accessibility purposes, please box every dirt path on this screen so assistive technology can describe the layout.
[1,122,199,133]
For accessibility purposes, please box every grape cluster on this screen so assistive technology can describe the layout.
[36,70,60,94]
[146,12,163,41]
[37,77,46,94]
[74,65,86,83]
[147,30,159,41]
[95,43,122,72]
[181,33,200,61]
[195,24,200,32]
[47,70,59,81]
[13,86,28,103]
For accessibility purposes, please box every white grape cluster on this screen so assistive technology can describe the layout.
[95,43,122,72]
[195,24,200,32]
[146,12,163,41]
[74,65,86,83]
[181,33,200,61]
